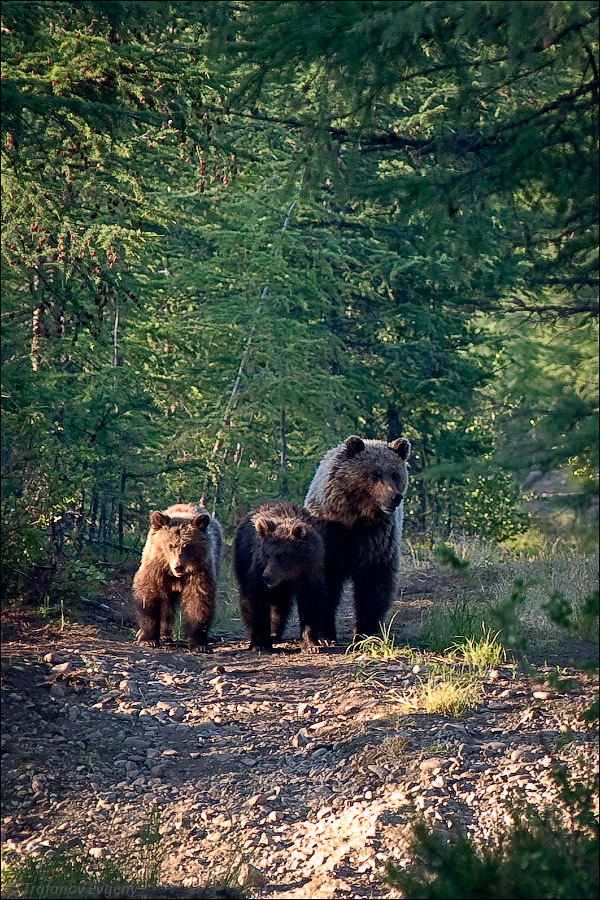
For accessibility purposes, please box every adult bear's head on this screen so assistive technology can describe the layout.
[310,435,411,524]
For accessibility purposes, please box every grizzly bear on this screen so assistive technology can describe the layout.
[304,435,410,642]
[233,501,326,653]
[133,503,223,652]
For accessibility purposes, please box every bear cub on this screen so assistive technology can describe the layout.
[133,503,223,652]
[233,501,326,652]
[305,435,410,642]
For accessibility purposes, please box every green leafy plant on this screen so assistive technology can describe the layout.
[385,769,599,899]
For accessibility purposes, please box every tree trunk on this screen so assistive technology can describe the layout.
[386,403,403,442]
[118,471,126,554]
[279,406,288,495]
[89,488,99,544]
[200,190,302,507]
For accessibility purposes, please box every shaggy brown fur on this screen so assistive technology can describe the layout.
[305,435,410,641]
[233,501,326,652]
[133,503,223,652]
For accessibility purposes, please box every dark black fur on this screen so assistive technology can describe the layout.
[233,501,326,652]
[304,436,411,642]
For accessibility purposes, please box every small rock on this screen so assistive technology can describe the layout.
[49,683,67,699]
[239,862,267,889]
[44,652,65,665]
[291,728,311,748]
[367,764,389,779]
[245,793,269,808]
[51,662,71,675]
[88,847,105,859]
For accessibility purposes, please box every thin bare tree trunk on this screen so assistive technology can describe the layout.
[279,406,288,495]
[112,303,120,368]
[200,192,301,508]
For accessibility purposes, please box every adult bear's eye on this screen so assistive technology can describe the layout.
[372,471,382,482]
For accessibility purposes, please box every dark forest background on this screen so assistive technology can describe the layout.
[2,0,598,608]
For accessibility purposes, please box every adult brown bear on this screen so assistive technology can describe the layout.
[233,501,326,652]
[133,504,223,652]
[304,435,410,642]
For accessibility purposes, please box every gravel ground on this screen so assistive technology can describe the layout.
[1,583,598,899]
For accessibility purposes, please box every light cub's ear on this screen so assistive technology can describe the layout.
[344,435,365,458]
[292,523,307,540]
[254,516,275,537]
[151,511,170,529]
[389,438,411,460]
[192,514,210,531]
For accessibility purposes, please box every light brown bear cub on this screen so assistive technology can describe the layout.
[133,503,223,652]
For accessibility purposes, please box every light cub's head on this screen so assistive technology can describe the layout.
[150,509,210,577]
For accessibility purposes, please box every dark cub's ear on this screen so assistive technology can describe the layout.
[151,511,170,530]
[344,435,365,458]
[254,515,275,537]
[389,438,411,460]
[292,523,307,540]
[192,513,210,531]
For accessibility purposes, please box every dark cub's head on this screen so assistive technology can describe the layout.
[150,507,210,577]
[252,503,322,588]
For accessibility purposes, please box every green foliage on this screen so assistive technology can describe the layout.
[419,598,484,654]
[448,628,507,674]
[1,1,597,607]
[385,772,599,899]
[348,614,403,660]
[1,805,167,898]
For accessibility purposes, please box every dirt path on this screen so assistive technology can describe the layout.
[1,583,598,899]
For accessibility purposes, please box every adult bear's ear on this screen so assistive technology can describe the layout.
[192,514,210,531]
[292,523,307,540]
[151,511,170,529]
[344,435,365,458]
[389,438,411,460]
[254,516,274,537]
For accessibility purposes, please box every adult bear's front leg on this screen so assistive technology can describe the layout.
[351,564,398,637]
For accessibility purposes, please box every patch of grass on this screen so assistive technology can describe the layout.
[398,671,484,718]
[1,851,129,899]
[348,615,403,660]
[417,597,490,654]
[491,552,599,652]
[77,746,99,774]
[379,734,413,760]
[448,627,507,674]
[1,806,168,899]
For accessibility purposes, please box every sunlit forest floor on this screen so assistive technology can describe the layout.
[2,544,598,899]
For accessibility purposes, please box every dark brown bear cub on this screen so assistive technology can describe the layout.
[133,503,223,652]
[233,501,326,652]
[305,435,410,642]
